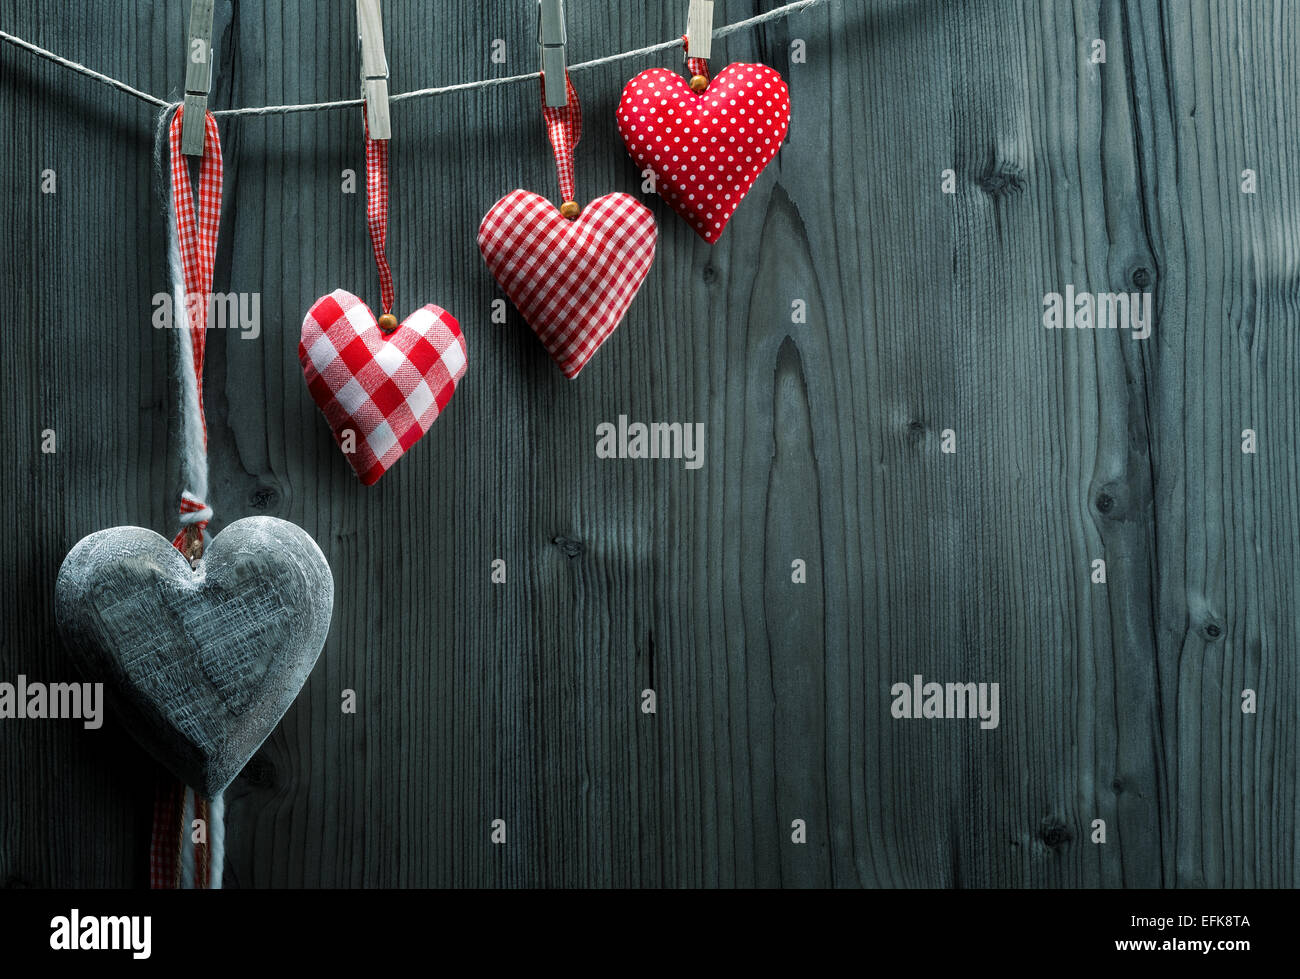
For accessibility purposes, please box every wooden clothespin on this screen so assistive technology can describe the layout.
[686,0,714,62]
[356,0,391,139]
[181,0,216,155]
[538,0,567,108]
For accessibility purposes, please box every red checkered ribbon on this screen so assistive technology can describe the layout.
[154,105,222,891]
[541,73,582,204]
[167,106,222,554]
[148,780,182,888]
[364,112,395,316]
[150,783,216,889]
[194,796,209,886]
[683,35,710,84]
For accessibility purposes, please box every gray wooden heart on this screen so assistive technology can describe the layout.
[54,516,334,798]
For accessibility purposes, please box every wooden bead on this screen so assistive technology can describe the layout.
[378,313,398,333]
[560,201,581,219]
[689,75,709,93]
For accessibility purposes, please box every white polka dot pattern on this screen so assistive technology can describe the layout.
[617,63,791,244]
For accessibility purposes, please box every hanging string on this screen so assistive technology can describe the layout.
[364,114,395,316]
[166,106,223,560]
[148,104,226,891]
[148,781,182,888]
[0,0,829,117]
[541,74,582,209]
[149,782,220,888]
[0,25,170,107]
[684,36,711,86]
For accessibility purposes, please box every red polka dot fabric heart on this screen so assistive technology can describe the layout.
[478,190,657,379]
[617,63,791,244]
[300,289,467,485]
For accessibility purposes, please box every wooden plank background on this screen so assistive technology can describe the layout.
[1,0,1296,888]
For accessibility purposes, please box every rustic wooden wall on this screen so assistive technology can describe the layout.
[1,0,1296,888]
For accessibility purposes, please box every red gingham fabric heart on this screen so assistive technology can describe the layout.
[300,290,467,485]
[617,63,791,244]
[478,190,657,379]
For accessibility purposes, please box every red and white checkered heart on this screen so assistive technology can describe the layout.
[300,289,467,486]
[617,63,791,244]
[478,190,657,379]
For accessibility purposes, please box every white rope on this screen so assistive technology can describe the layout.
[174,789,225,888]
[0,25,169,107]
[207,793,225,889]
[154,105,212,532]
[0,0,828,118]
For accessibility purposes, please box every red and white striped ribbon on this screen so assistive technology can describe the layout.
[150,783,222,889]
[167,106,222,554]
[152,105,224,890]
[148,780,182,888]
[684,35,710,85]
[541,73,582,204]
[364,112,395,315]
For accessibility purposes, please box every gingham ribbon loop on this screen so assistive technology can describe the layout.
[149,780,182,888]
[683,35,710,84]
[364,112,395,316]
[541,73,582,204]
[177,491,214,525]
[167,106,222,552]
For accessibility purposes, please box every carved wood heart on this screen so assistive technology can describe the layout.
[54,516,334,798]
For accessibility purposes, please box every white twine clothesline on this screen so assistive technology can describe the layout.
[0,0,828,118]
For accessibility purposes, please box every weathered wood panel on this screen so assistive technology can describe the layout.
[0,0,1296,888]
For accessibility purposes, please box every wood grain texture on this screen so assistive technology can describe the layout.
[0,0,1296,888]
